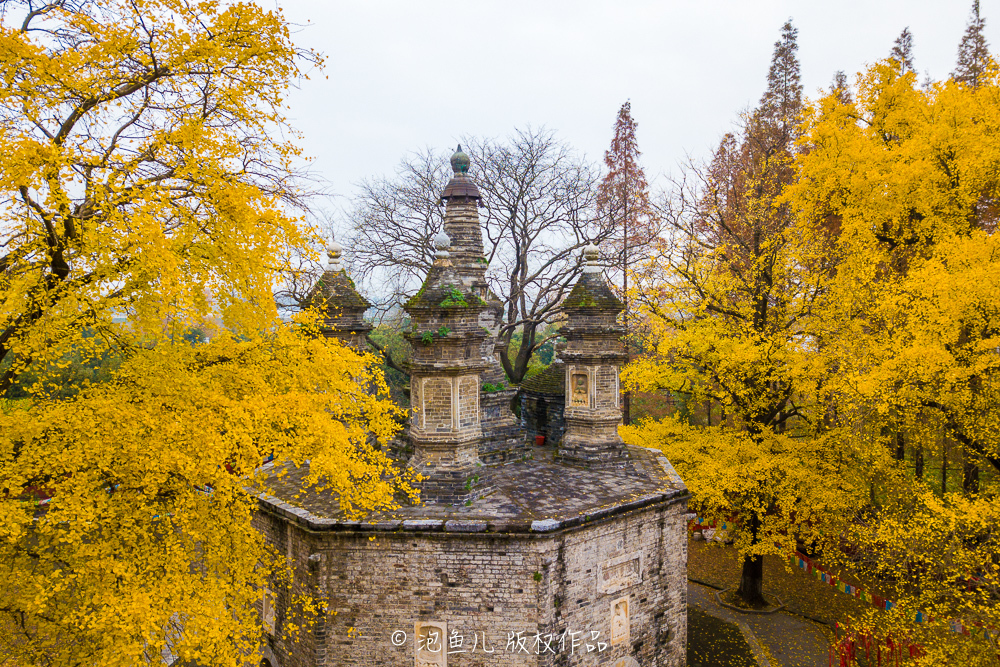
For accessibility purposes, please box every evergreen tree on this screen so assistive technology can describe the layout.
[759,20,802,133]
[596,101,655,426]
[890,27,915,74]
[953,0,990,88]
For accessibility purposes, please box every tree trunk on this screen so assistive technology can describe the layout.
[735,514,767,607]
[915,444,924,480]
[738,554,766,607]
[941,440,948,495]
[894,431,905,461]
[963,458,980,495]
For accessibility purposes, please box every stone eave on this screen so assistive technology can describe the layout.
[253,446,689,535]
[256,485,689,536]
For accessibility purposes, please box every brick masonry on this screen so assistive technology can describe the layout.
[254,446,689,667]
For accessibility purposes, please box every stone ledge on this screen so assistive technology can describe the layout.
[444,520,488,532]
[257,487,687,534]
[401,519,444,531]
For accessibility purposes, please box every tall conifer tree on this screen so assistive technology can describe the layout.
[954,0,990,88]
[952,1,991,494]
[625,21,806,609]
[597,101,654,426]
[890,27,916,74]
[759,20,802,134]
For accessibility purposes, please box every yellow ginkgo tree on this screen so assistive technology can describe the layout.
[0,2,408,666]
[786,59,1000,665]
[622,20,876,610]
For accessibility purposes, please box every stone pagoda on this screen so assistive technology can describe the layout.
[557,243,630,466]
[436,146,524,466]
[305,239,372,352]
[401,146,498,503]
[252,147,690,667]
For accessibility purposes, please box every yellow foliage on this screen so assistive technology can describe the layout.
[785,61,1000,663]
[0,2,411,665]
[628,56,1000,661]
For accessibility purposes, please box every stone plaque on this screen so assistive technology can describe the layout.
[599,551,642,594]
[262,587,275,635]
[414,621,447,667]
[611,658,640,667]
[610,596,630,646]
[570,372,588,407]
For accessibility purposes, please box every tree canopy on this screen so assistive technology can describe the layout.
[0,2,408,664]
[624,20,1000,662]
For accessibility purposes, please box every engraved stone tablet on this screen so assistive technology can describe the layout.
[262,587,276,635]
[414,621,447,667]
[610,596,630,645]
[612,657,640,667]
[599,551,642,594]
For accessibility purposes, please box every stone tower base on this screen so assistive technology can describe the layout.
[254,445,689,667]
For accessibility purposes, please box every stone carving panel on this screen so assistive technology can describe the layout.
[610,657,640,667]
[570,372,589,407]
[262,587,276,635]
[599,551,642,594]
[421,378,453,432]
[414,621,447,667]
[610,596,630,646]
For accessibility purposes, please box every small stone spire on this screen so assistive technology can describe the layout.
[327,237,344,272]
[557,243,628,467]
[582,241,601,273]
[305,236,371,351]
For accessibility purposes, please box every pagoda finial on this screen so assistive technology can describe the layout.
[583,241,601,273]
[450,144,470,174]
[434,230,451,259]
[327,236,344,272]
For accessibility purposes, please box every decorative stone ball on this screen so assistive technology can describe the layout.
[434,230,451,258]
[450,144,470,174]
[583,242,599,262]
[327,238,343,258]
[327,238,344,270]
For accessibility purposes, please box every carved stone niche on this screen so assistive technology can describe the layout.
[610,596,630,646]
[569,371,589,407]
[414,621,447,667]
[262,587,276,635]
[610,657,640,667]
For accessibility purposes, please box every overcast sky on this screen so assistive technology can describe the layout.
[274,1,997,202]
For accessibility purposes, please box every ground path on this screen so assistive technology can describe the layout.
[688,581,831,667]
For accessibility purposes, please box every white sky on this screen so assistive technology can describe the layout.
[274,0,997,200]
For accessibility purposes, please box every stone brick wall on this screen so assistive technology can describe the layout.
[520,392,566,448]
[252,510,322,667]
[542,499,689,667]
[595,366,619,411]
[421,378,453,433]
[459,376,479,428]
[480,389,527,464]
[255,495,687,667]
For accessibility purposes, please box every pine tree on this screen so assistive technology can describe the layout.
[953,0,990,88]
[596,101,654,426]
[759,20,803,133]
[890,27,915,74]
